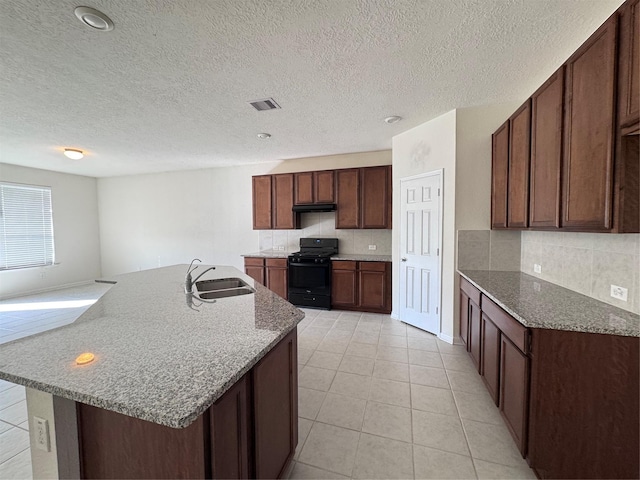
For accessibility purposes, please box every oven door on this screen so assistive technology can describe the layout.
[288,261,331,295]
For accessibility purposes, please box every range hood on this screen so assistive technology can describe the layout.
[292,203,337,213]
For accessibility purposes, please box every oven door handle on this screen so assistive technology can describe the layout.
[288,263,330,268]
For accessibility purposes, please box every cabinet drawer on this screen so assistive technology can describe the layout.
[460,277,481,305]
[265,258,287,268]
[481,295,528,353]
[244,257,265,267]
[332,261,357,270]
[358,261,386,272]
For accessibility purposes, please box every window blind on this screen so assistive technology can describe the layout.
[0,182,55,270]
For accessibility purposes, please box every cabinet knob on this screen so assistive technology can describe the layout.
[401,257,407,262]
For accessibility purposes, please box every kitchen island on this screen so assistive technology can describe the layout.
[0,265,304,479]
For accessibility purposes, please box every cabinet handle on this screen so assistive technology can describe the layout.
[401,258,407,262]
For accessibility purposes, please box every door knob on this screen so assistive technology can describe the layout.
[401,258,407,262]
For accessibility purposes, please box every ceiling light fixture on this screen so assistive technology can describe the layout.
[74,6,114,31]
[384,116,402,124]
[257,133,271,139]
[64,148,84,160]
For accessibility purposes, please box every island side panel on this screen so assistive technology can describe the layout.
[253,328,298,480]
[77,403,208,479]
[528,329,640,479]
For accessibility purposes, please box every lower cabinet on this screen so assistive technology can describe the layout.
[331,261,391,313]
[458,275,639,479]
[244,257,288,300]
[77,329,298,479]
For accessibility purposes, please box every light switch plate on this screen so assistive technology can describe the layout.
[534,264,541,274]
[610,285,628,302]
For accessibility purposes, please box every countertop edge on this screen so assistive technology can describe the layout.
[458,270,639,338]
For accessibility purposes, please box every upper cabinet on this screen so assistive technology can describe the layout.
[336,166,392,229]
[253,166,391,230]
[361,166,392,229]
[529,68,564,229]
[507,101,531,228]
[252,176,272,230]
[562,16,617,231]
[335,168,360,228]
[252,174,300,230]
[294,170,335,205]
[491,121,509,229]
[490,0,639,233]
[618,0,640,131]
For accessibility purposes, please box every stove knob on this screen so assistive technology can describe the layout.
[315,258,320,264]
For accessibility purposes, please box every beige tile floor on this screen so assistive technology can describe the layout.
[0,285,536,479]
[288,308,537,480]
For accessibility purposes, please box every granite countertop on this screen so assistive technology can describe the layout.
[458,270,639,338]
[0,265,304,428]
[242,250,292,258]
[332,254,392,262]
[243,251,392,262]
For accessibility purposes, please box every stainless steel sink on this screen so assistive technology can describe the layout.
[194,277,255,300]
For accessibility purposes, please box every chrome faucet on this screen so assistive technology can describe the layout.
[185,259,216,293]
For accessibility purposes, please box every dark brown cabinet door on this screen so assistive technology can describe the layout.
[252,176,272,230]
[331,261,358,308]
[530,68,564,228]
[459,291,469,346]
[265,258,288,300]
[336,169,360,229]
[253,329,297,479]
[294,172,314,205]
[468,300,482,372]
[507,101,531,228]
[500,335,529,456]
[210,374,250,479]
[481,314,501,405]
[358,262,388,311]
[562,16,617,230]
[361,166,391,229]
[491,121,510,229]
[314,170,335,203]
[618,0,640,129]
[244,258,265,285]
[272,174,298,230]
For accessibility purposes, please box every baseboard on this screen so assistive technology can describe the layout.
[0,280,95,301]
[437,332,454,345]
[391,311,399,320]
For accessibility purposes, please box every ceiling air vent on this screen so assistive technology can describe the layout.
[249,98,281,111]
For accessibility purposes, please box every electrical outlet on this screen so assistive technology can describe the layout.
[277,245,285,251]
[533,264,541,274]
[610,285,628,302]
[368,245,377,250]
[34,417,50,452]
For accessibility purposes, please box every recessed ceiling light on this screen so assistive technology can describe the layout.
[64,148,84,160]
[74,6,114,31]
[257,133,271,139]
[384,116,402,124]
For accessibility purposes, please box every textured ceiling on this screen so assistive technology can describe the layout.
[0,0,624,177]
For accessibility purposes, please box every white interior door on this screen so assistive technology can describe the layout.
[399,171,442,334]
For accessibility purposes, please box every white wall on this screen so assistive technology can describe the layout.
[0,164,101,298]
[392,110,457,340]
[98,151,391,276]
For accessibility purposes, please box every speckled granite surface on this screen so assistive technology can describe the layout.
[0,265,304,428]
[459,270,639,337]
[242,250,292,258]
[332,254,392,262]
[242,251,392,262]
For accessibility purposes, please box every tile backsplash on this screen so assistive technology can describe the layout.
[258,212,392,255]
[457,230,521,271]
[521,231,639,314]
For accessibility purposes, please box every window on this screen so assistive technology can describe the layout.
[0,182,55,270]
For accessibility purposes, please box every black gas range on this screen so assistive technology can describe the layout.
[288,238,338,310]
